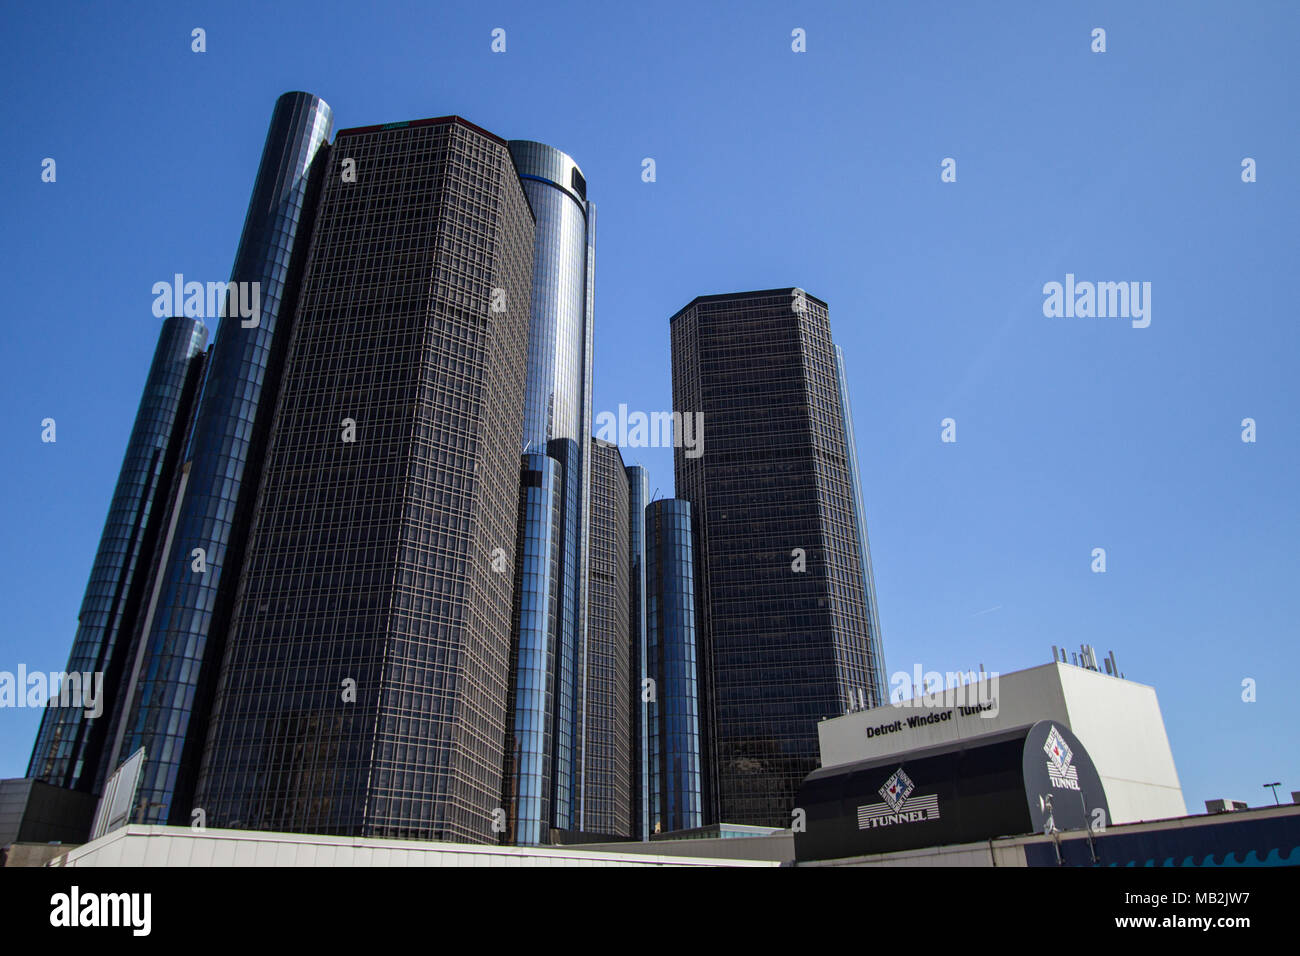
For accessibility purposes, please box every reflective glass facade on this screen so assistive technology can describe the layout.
[584,439,631,837]
[670,289,883,827]
[834,344,887,699]
[545,436,581,830]
[645,499,704,834]
[106,93,334,821]
[625,464,650,840]
[28,317,208,792]
[507,141,591,455]
[506,141,595,833]
[193,116,535,843]
[502,454,562,845]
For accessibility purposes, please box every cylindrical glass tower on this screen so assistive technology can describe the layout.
[105,92,333,821]
[645,498,704,834]
[625,465,650,840]
[28,316,208,791]
[507,141,595,833]
[502,454,563,845]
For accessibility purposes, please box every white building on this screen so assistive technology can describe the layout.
[817,661,1186,824]
[47,825,779,867]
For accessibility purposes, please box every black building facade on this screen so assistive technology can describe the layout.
[670,288,886,828]
[191,116,535,843]
[625,464,650,840]
[583,438,632,837]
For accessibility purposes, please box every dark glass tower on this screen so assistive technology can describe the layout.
[501,454,562,845]
[670,288,886,827]
[625,464,650,841]
[103,93,333,821]
[28,317,208,792]
[192,115,535,843]
[834,344,887,699]
[644,498,704,834]
[583,439,631,837]
[504,141,595,833]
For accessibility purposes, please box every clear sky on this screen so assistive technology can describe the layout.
[2,1,1296,812]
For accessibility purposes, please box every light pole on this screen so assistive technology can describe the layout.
[1264,782,1282,805]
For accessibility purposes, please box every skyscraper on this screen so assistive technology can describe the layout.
[644,498,704,834]
[584,438,632,837]
[625,464,650,841]
[28,97,630,849]
[504,141,595,834]
[670,288,886,827]
[834,344,887,699]
[501,453,562,845]
[28,316,208,793]
[191,115,536,843]
[102,92,334,821]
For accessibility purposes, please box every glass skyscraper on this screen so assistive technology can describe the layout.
[102,92,334,822]
[625,464,650,841]
[644,498,704,834]
[670,288,886,828]
[192,115,536,843]
[583,438,632,837]
[27,97,646,850]
[501,454,562,845]
[504,141,596,835]
[28,316,208,793]
[834,344,887,699]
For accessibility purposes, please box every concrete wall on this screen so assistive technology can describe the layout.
[1057,665,1185,822]
[3,843,74,867]
[575,831,794,863]
[50,826,779,867]
[798,839,1027,868]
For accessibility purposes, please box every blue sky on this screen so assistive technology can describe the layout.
[2,1,1296,811]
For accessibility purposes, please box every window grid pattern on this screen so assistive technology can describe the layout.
[645,499,704,834]
[506,141,595,834]
[501,454,562,845]
[28,317,207,790]
[111,93,334,818]
[625,464,650,841]
[834,344,887,699]
[192,118,534,844]
[583,439,631,837]
[670,289,880,827]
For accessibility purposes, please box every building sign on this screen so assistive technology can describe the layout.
[1022,721,1107,834]
[795,720,1109,862]
[856,768,941,829]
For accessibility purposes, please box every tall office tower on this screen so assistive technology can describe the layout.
[583,439,632,837]
[504,141,595,833]
[100,93,333,822]
[670,288,886,827]
[834,345,887,698]
[193,115,535,843]
[625,464,650,840]
[501,454,562,845]
[28,317,208,793]
[644,499,704,834]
